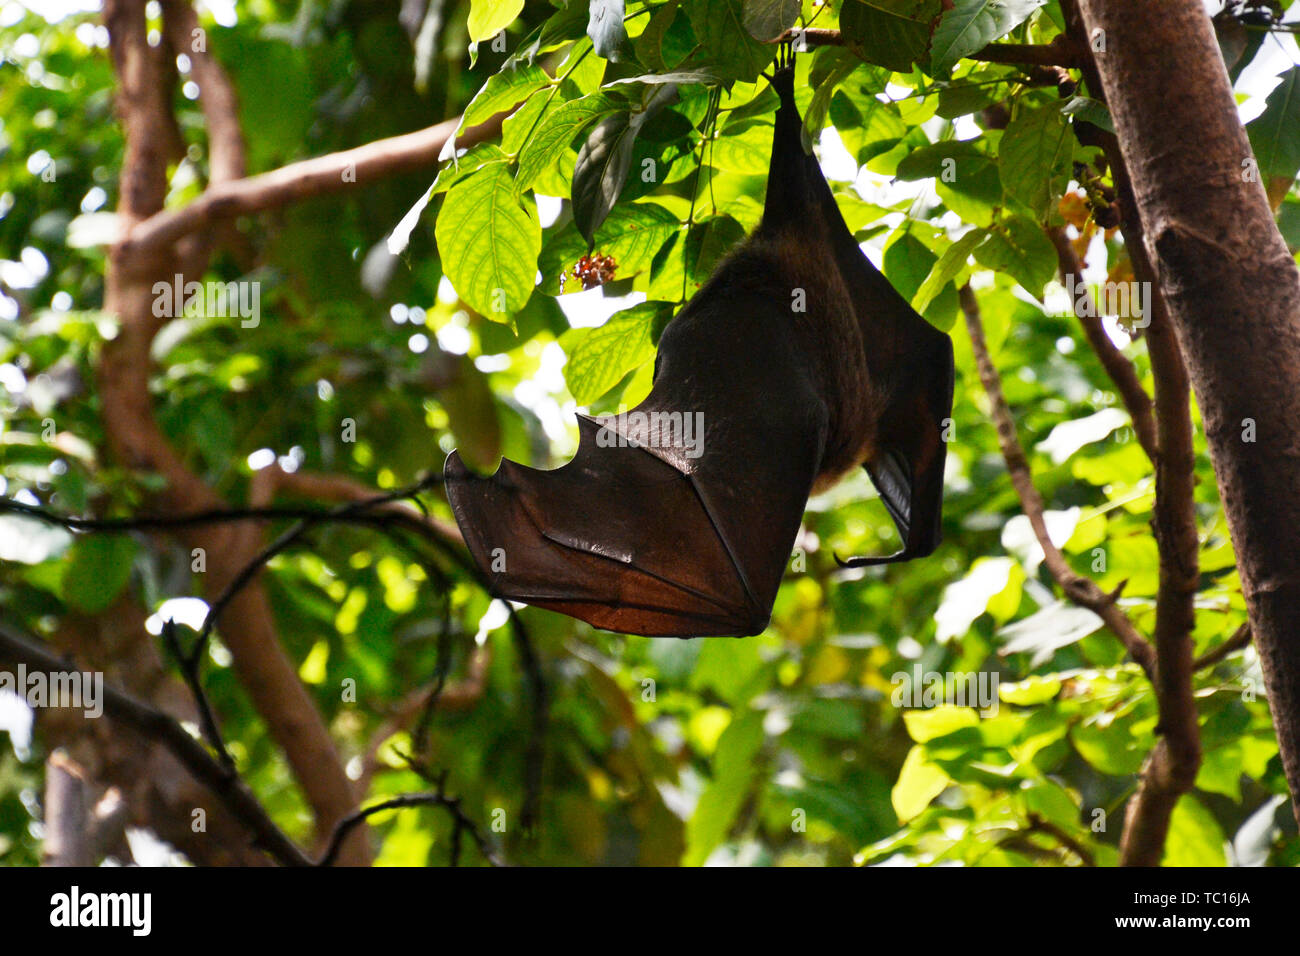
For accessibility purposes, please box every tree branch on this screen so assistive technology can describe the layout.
[1193,622,1252,671]
[1059,0,1203,865]
[41,751,91,867]
[1047,225,1158,461]
[118,111,503,261]
[2,489,549,834]
[0,622,312,867]
[318,789,504,867]
[1024,812,1097,866]
[773,28,1081,67]
[960,284,1156,678]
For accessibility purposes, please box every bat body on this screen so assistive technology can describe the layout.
[444,62,954,637]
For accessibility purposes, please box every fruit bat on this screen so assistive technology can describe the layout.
[444,58,954,638]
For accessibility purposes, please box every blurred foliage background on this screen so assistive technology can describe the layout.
[1,0,1299,866]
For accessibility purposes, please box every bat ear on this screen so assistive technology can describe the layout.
[837,334,954,568]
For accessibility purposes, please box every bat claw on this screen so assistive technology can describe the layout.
[834,549,908,568]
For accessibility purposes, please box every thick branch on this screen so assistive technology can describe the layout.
[0,622,311,866]
[1119,267,1201,865]
[102,0,369,864]
[41,751,91,867]
[161,0,245,185]
[119,112,503,262]
[1118,170,1203,868]
[961,284,1155,677]
[1063,0,1246,860]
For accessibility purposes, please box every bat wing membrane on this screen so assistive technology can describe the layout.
[446,298,827,638]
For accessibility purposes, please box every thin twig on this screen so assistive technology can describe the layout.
[1025,813,1097,866]
[772,28,1081,67]
[1193,622,1253,672]
[318,791,504,867]
[161,619,234,769]
[1047,225,1157,461]
[960,284,1156,677]
[3,486,549,835]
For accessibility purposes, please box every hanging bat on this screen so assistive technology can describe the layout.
[444,58,954,638]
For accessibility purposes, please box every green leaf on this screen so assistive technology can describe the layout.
[1019,779,1081,826]
[1061,96,1115,134]
[587,0,629,61]
[435,164,541,323]
[691,636,767,704]
[891,746,950,822]
[840,0,941,73]
[931,0,1047,75]
[500,89,552,156]
[999,99,1072,220]
[517,91,621,190]
[802,48,866,151]
[607,71,722,87]
[883,231,938,294]
[896,140,986,181]
[427,145,510,202]
[742,0,800,41]
[903,706,980,742]
[913,228,986,312]
[540,202,680,292]
[710,120,772,174]
[686,0,774,83]
[685,709,765,865]
[558,302,664,403]
[833,89,908,165]
[974,215,1057,296]
[572,114,641,244]
[897,139,1003,224]
[936,81,999,119]
[1162,795,1227,867]
[467,0,524,43]
[460,64,551,132]
[1070,711,1149,776]
[1249,66,1300,182]
[635,0,679,71]
[998,675,1062,706]
[685,214,745,283]
[63,535,137,614]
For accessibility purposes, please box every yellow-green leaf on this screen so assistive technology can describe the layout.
[892,745,950,822]
[467,0,524,43]
[436,164,541,324]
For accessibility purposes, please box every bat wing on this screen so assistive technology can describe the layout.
[762,63,955,567]
[851,328,954,565]
[445,294,826,637]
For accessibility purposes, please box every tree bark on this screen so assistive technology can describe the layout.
[102,0,369,864]
[1075,0,1300,824]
